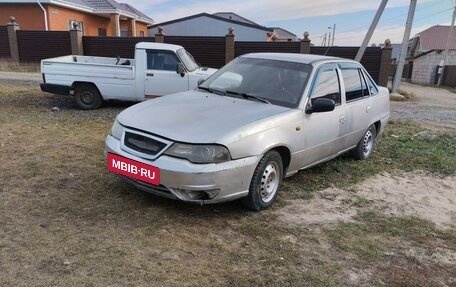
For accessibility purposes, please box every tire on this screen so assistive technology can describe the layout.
[74,84,102,110]
[242,150,283,211]
[351,124,377,160]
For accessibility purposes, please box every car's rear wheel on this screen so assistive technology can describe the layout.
[74,83,102,110]
[242,150,283,211]
[351,124,377,160]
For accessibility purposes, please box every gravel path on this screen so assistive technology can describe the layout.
[391,82,456,130]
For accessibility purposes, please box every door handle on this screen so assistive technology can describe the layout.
[366,106,372,113]
[339,115,346,125]
[146,73,154,77]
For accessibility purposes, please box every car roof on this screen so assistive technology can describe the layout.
[240,52,360,66]
[135,42,183,52]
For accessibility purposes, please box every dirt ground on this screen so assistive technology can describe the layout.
[0,75,455,286]
[278,171,456,227]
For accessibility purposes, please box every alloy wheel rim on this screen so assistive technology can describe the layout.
[259,162,279,203]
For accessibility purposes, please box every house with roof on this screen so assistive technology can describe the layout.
[148,12,297,42]
[0,0,153,37]
[409,25,456,85]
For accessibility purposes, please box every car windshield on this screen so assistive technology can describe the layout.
[177,48,199,72]
[199,57,312,108]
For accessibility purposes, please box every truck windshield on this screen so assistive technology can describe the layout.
[177,49,199,72]
[199,57,312,108]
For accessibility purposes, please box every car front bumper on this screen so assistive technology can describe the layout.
[104,135,260,204]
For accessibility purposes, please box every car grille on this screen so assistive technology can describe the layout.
[124,132,167,156]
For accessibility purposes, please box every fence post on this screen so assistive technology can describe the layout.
[70,22,83,55]
[378,39,392,87]
[155,26,164,43]
[225,27,235,64]
[6,16,20,62]
[300,31,310,54]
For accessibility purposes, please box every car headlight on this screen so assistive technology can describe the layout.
[164,143,231,163]
[110,119,123,139]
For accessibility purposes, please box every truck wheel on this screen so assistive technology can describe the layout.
[242,150,283,211]
[351,124,377,160]
[74,84,102,110]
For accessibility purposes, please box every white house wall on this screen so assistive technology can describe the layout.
[412,50,456,85]
[149,16,268,41]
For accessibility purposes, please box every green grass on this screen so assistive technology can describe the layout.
[326,211,456,263]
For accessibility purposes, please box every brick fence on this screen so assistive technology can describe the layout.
[0,18,392,86]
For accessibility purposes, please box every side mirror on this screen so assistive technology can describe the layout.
[306,98,336,114]
[197,78,205,86]
[177,63,185,77]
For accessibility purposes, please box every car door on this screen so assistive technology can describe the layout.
[144,49,189,98]
[298,63,348,168]
[339,64,373,148]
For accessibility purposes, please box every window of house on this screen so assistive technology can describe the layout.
[341,68,369,102]
[120,29,130,37]
[140,31,145,37]
[98,28,107,36]
[68,20,84,34]
[310,67,341,105]
[146,50,179,71]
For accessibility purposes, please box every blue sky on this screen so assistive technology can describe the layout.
[126,0,455,46]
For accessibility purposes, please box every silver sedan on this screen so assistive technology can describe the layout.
[105,53,390,211]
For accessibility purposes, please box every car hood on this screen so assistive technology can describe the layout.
[193,67,217,77]
[117,90,289,143]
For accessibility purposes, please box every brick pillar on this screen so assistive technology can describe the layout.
[225,27,235,64]
[378,39,392,87]
[70,22,83,55]
[155,26,164,43]
[129,18,136,37]
[6,16,20,62]
[300,31,310,54]
[110,13,120,37]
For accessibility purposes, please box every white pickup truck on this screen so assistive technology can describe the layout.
[40,42,217,109]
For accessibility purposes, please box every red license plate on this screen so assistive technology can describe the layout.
[107,153,160,185]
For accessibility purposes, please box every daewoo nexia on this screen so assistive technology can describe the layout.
[105,53,390,211]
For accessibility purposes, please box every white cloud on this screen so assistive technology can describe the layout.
[122,0,433,24]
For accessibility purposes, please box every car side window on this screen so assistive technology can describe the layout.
[310,67,341,105]
[341,68,369,102]
[362,70,379,96]
[146,50,179,71]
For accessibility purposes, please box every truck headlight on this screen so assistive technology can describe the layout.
[110,119,123,139]
[164,143,231,164]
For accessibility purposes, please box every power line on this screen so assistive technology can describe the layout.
[336,1,446,35]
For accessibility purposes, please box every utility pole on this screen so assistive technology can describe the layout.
[328,31,331,47]
[437,2,456,86]
[355,0,388,62]
[331,24,336,46]
[392,0,417,93]
[322,33,327,46]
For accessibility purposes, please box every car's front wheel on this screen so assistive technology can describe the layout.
[242,150,283,211]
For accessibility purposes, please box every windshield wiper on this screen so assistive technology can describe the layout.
[198,86,225,96]
[225,90,270,104]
